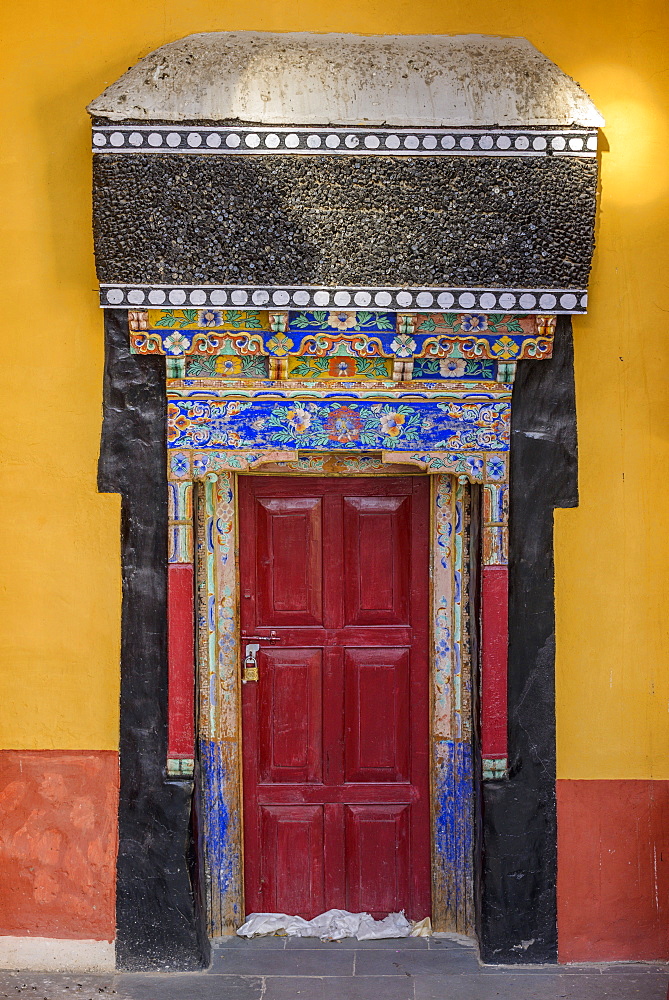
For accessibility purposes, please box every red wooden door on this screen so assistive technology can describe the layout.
[240,476,431,920]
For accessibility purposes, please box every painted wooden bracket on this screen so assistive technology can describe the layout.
[167,482,195,779]
[481,483,509,779]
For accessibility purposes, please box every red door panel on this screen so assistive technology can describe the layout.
[345,804,411,916]
[344,647,410,783]
[241,476,430,921]
[258,648,323,784]
[343,495,411,626]
[255,496,324,625]
[259,805,325,917]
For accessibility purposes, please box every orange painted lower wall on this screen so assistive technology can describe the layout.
[0,751,118,941]
[557,779,669,962]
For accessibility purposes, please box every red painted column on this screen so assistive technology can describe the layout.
[167,563,195,765]
[481,483,509,779]
[167,480,195,777]
[481,565,508,761]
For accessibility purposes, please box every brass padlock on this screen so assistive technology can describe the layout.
[242,643,260,683]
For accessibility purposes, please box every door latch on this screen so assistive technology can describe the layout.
[242,643,260,683]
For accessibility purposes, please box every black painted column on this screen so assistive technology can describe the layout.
[479,317,578,963]
[98,310,206,970]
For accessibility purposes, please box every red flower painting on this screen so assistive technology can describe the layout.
[325,405,363,443]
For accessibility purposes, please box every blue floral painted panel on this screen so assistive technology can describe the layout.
[167,398,510,452]
[288,310,396,332]
[413,359,497,380]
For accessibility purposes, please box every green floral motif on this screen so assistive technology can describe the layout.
[414,359,496,380]
[289,357,390,378]
[290,310,394,332]
[417,313,523,334]
[186,355,269,377]
[155,309,199,328]
[266,333,294,356]
[153,309,264,329]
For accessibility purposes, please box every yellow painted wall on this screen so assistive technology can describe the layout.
[1,0,667,771]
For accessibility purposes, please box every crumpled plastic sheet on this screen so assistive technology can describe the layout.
[237,909,431,941]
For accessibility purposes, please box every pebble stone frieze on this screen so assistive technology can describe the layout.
[92,125,599,157]
[106,285,588,314]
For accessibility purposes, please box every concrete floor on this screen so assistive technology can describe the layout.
[1,938,667,1000]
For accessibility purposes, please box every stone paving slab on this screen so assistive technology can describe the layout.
[0,940,666,1000]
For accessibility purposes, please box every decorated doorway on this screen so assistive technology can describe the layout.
[91,31,600,967]
[239,475,431,919]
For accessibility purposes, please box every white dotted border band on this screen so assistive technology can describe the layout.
[100,284,589,313]
[92,126,598,157]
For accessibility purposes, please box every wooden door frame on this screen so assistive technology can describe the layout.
[188,460,475,939]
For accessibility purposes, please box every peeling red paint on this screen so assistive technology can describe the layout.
[558,779,669,962]
[0,751,118,941]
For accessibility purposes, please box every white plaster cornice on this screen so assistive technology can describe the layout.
[88,32,604,128]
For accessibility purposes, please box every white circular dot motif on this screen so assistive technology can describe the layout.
[499,293,516,310]
[148,133,163,147]
[265,134,280,148]
[354,291,372,306]
[245,133,261,148]
[106,288,124,304]
[569,137,583,150]
[292,290,311,306]
[437,292,455,308]
[532,136,547,151]
[285,134,300,148]
[364,135,380,149]
[551,136,566,150]
[225,133,241,148]
[110,132,124,147]
[93,133,106,147]
[272,290,290,305]
[334,291,351,306]
[459,136,474,150]
[169,289,186,305]
[314,291,331,306]
[422,135,437,149]
[148,289,166,305]
[210,290,228,305]
[560,293,577,310]
[519,293,536,309]
[189,289,207,305]
[459,292,476,309]
[231,290,248,305]
[416,292,434,308]
[206,133,221,148]
[479,136,494,150]
[479,292,497,310]
[496,136,511,150]
[307,135,322,148]
[539,294,556,310]
[252,290,270,305]
[404,135,419,149]
[325,134,340,148]
[514,136,530,150]
[385,135,400,149]
[345,135,360,148]
[441,136,456,149]
[374,291,392,307]
[166,133,181,147]
[396,291,413,308]
[127,289,145,304]
[187,133,202,148]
